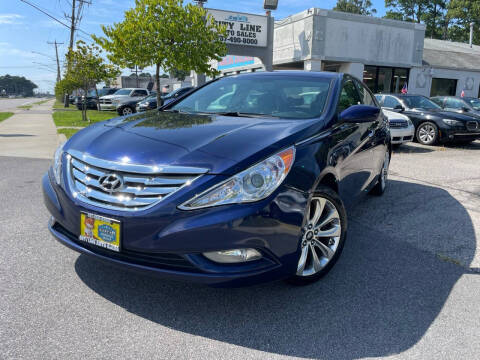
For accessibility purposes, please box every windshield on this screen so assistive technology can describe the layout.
[402,96,441,110]
[467,98,480,111]
[114,89,131,96]
[144,95,157,102]
[170,75,331,119]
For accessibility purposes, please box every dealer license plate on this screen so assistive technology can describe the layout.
[79,212,121,252]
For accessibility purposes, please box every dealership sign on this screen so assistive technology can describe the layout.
[207,9,268,48]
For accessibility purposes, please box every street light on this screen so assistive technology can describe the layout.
[263,0,279,10]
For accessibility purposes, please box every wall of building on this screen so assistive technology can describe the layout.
[409,66,480,97]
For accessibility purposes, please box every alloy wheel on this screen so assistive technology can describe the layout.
[122,107,133,116]
[380,150,390,191]
[418,124,436,144]
[296,197,342,277]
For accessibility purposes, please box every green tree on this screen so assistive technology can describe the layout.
[448,0,480,45]
[334,0,377,15]
[93,0,227,107]
[170,68,189,81]
[0,75,37,96]
[64,41,120,122]
[423,0,448,39]
[384,0,429,23]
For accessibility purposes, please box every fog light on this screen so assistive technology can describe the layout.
[203,248,262,263]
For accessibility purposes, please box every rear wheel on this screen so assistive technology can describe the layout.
[287,187,347,285]
[416,122,438,145]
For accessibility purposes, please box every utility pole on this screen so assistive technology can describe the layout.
[47,40,64,82]
[67,0,91,51]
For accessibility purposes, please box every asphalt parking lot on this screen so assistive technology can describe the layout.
[1,141,479,360]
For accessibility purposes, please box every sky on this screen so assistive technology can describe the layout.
[0,0,387,93]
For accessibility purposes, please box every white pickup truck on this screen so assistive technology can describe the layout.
[98,88,150,111]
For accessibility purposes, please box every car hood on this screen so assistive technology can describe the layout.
[66,111,318,175]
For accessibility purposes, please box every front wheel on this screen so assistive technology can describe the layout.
[370,148,390,196]
[416,122,438,145]
[122,107,134,116]
[287,187,347,285]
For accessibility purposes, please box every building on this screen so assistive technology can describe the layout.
[214,8,480,98]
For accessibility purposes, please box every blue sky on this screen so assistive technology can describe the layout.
[0,0,387,93]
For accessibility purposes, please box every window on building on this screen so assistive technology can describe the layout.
[430,78,457,96]
[362,66,410,94]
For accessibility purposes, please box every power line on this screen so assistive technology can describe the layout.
[18,0,91,37]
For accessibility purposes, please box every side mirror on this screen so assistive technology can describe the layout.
[339,105,380,123]
[462,106,470,112]
[393,104,405,112]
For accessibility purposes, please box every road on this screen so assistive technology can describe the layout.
[1,141,479,359]
[0,97,42,111]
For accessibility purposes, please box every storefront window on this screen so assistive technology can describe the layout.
[430,78,457,96]
[362,66,409,94]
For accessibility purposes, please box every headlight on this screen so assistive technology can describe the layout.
[144,102,150,106]
[407,118,413,126]
[52,142,65,185]
[179,147,295,210]
[442,119,464,127]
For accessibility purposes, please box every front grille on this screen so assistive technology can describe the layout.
[66,150,207,211]
[467,121,479,131]
[100,99,112,104]
[388,119,408,128]
[52,222,198,271]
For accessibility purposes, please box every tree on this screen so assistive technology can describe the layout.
[93,0,227,107]
[423,0,448,39]
[384,0,429,23]
[170,69,190,81]
[0,75,38,96]
[448,0,480,45]
[334,0,377,16]
[64,41,120,122]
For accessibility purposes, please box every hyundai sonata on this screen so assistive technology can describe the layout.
[43,72,390,286]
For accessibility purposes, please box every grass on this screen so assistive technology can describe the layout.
[57,128,81,139]
[52,109,118,127]
[34,99,50,105]
[17,104,33,110]
[0,112,14,122]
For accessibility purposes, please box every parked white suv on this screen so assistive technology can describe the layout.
[98,88,150,111]
[382,109,415,145]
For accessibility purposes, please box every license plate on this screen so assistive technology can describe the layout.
[79,212,121,252]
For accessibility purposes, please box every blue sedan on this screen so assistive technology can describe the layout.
[43,71,390,286]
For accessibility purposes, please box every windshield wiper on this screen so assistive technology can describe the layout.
[214,111,280,119]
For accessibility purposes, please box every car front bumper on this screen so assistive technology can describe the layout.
[42,170,309,287]
[390,124,415,144]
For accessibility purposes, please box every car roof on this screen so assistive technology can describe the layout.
[224,70,343,80]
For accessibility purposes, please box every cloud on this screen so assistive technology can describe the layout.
[0,14,23,25]
[0,43,37,60]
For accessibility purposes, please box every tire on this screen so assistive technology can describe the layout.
[287,186,347,285]
[416,121,438,145]
[122,107,134,116]
[370,148,390,196]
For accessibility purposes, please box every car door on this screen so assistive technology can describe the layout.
[131,90,148,101]
[334,77,376,205]
[354,79,385,181]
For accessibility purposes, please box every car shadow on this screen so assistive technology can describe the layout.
[392,143,434,154]
[75,179,475,359]
[444,140,480,150]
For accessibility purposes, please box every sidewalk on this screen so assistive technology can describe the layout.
[0,99,60,159]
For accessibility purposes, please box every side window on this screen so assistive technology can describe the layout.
[355,80,376,107]
[383,96,401,109]
[431,97,444,108]
[337,79,361,113]
[445,98,463,109]
[135,90,148,96]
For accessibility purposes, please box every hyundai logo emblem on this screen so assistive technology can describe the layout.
[98,174,124,193]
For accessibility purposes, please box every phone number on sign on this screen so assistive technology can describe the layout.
[221,37,259,45]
